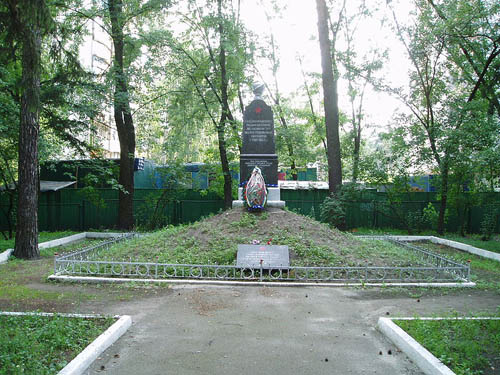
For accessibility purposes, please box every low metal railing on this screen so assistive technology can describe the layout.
[54,235,470,283]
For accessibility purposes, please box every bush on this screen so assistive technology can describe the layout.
[319,184,358,230]
[320,194,346,230]
[480,205,498,241]
[406,210,425,234]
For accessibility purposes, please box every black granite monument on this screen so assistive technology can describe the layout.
[240,83,278,185]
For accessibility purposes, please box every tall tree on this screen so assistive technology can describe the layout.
[97,0,171,228]
[108,0,136,229]
[426,0,500,118]
[7,0,52,258]
[339,2,385,183]
[216,0,234,208]
[388,0,499,234]
[158,0,252,207]
[316,0,343,193]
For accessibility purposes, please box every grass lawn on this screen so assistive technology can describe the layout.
[98,209,429,268]
[395,317,500,375]
[0,313,114,375]
[352,227,500,254]
[0,238,122,310]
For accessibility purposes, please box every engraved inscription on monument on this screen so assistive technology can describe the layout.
[243,119,274,149]
[241,101,276,155]
[236,244,290,268]
[240,98,278,184]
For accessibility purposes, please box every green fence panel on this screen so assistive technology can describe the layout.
[38,203,81,231]
[0,188,499,233]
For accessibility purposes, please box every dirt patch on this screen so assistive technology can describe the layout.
[0,298,74,313]
[187,207,356,250]
[186,288,230,316]
[259,287,279,297]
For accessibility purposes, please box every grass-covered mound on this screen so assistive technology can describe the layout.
[104,208,423,267]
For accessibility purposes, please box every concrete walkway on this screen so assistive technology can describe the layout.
[86,286,499,375]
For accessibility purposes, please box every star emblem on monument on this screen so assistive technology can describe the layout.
[255,107,262,114]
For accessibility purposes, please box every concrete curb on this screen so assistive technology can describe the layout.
[59,315,132,375]
[39,233,87,249]
[429,236,500,262]
[377,317,455,375]
[0,311,131,375]
[48,274,476,288]
[0,248,13,264]
[85,232,131,239]
[0,232,130,264]
[359,235,500,262]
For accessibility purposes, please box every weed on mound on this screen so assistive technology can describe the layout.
[100,208,424,267]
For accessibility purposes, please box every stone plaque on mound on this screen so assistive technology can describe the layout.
[236,244,289,268]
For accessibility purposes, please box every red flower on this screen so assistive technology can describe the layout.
[255,107,262,114]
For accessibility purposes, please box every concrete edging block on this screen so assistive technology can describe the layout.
[85,232,129,239]
[377,317,455,375]
[58,314,132,375]
[48,274,475,288]
[429,236,500,262]
[39,233,87,249]
[0,248,13,264]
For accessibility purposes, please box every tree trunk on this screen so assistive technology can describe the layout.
[217,0,233,209]
[109,0,135,229]
[437,160,449,235]
[14,0,42,259]
[316,0,342,193]
[352,125,361,183]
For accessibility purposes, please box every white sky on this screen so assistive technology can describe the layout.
[240,0,414,135]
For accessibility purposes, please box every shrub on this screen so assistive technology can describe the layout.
[320,194,346,230]
[480,205,498,241]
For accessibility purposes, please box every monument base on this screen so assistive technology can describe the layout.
[232,187,285,209]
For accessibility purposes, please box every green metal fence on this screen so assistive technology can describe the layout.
[0,188,498,233]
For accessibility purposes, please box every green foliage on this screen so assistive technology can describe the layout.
[0,314,114,375]
[232,212,258,229]
[422,203,439,230]
[320,183,359,230]
[320,184,357,230]
[320,194,346,230]
[136,190,180,230]
[405,210,425,234]
[480,204,499,241]
[135,163,189,230]
[71,160,121,209]
[202,164,239,200]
